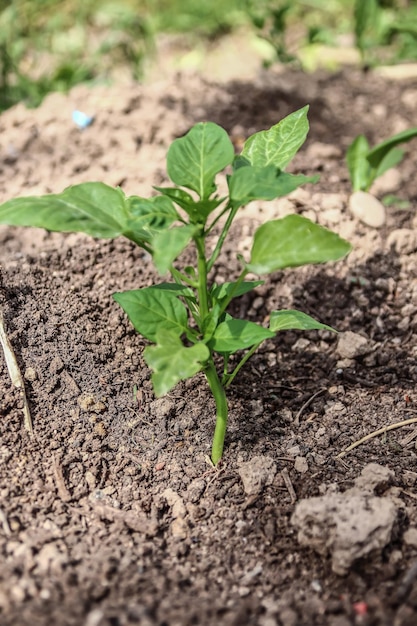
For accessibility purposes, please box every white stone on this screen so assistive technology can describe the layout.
[349,191,386,228]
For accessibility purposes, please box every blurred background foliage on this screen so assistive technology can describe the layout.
[0,0,416,112]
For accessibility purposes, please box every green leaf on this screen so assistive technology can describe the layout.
[354,0,378,53]
[375,147,404,180]
[209,318,274,354]
[154,186,225,222]
[144,330,209,397]
[0,182,131,238]
[150,282,196,300]
[126,195,180,240]
[366,127,417,170]
[211,280,264,303]
[167,122,235,200]
[152,225,195,275]
[270,309,335,332]
[228,165,317,203]
[247,214,351,275]
[0,183,180,247]
[113,287,189,342]
[241,106,309,170]
[346,135,370,192]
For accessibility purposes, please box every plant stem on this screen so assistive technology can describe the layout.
[223,341,263,388]
[204,360,228,464]
[195,233,209,321]
[207,203,240,272]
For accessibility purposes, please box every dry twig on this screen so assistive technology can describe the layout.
[0,308,33,433]
[336,417,417,458]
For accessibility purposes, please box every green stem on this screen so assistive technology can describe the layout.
[223,341,263,389]
[170,265,197,288]
[204,360,228,464]
[207,203,240,273]
[218,268,248,317]
[195,233,209,321]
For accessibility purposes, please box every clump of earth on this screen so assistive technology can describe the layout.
[1,63,417,625]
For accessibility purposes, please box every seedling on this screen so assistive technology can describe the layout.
[0,107,351,463]
[346,127,417,193]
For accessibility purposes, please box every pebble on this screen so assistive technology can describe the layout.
[336,331,372,359]
[294,456,309,474]
[349,191,386,227]
[238,455,277,497]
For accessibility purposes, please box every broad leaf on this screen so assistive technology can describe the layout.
[247,214,351,275]
[366,127,417,169]
[228,165,317,203]
[152,225,195,275]
[167,122,235,200]
[241,106,309,170]
[0,182,130,238]
[211,280,264,303]
[144,330,209,396]
[113,287,189,342]
[209,318,274,354]
[0,182,179,247]
[346,135,370,192]
[270,309,335,332]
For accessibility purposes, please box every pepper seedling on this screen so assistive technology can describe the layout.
[0,106,351,463]
[346,127,417,193]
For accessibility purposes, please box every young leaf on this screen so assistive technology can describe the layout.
[167,122,235,200]
[374,147,404,180]
[209,318,274,354]
[241,106,309,170]
[144,330,209,397]
[151,225,195,275]
[126,195,180,239]
[366,127,417,170]
[247,214,351,275]
[113,287,189,342]
[346,135,370,192]
[228,165,317,203]
[211,280,264,303]
[154,186,225,222]
[270,309,335,332]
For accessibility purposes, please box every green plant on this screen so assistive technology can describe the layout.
[0,107,351,463]
[346,127,417,192]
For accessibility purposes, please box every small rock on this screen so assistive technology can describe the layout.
[349,191,386,228]
[353,463,395,493]
[149,397,175,418]
[386,229,417,255]
[24,367,38,382]
[294,456,309,474]
[336,331,372,359]
[403,527,417,548]
[291,492,398,575]
[238,456,277,497]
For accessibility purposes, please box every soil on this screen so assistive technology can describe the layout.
[1,64,417,626]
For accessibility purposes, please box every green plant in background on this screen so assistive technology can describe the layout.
[354,0,417,66]
[0,108,351,463]
[0,0,152,112]
[346,127,417,192]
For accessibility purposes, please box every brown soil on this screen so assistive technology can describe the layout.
[1,66,417,626]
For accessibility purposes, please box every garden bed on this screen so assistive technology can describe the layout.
[1,66,417,625]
